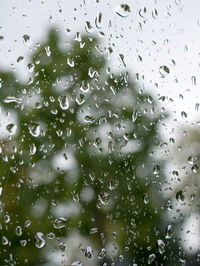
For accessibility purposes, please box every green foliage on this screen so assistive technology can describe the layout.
[0,28,172,265]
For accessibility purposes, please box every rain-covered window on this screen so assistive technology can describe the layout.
[0,0,199,265]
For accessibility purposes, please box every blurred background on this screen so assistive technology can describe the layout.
[0,0,200,265]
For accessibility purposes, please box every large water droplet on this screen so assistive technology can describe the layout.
[53,217,67,229]
[95,12,102,28]
[4,96,22,104]
[109,179,119,191]
[153,165,161,175]
[29,123,40,137]
[6,123,17,135]
[98,192,110,205]
[85,246,93,261]
[176,191,185,203]
[148,253,156,264]
[58,95,69,110]
[23,34,31,47]
[159,65,170,76]
[165,224,174,239]
[157,239,165,254]
[115,4,131,18]
[34,232,45,248]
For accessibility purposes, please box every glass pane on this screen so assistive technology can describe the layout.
[0,0,199,265]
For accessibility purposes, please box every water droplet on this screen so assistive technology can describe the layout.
[148,253,156,264]
[143,193,149,204]
[159,65,170,76]
[30,143,37,155]
[67,58,75,67]
[71,190,79,202]
[4,96,22,104]
[176,191,185,203]
[157,239,165,254]
[84,115,95,124]
[2,236,8,245]
[59,242,66,251]
[85,246,93,261]
[6,123,17,135]
[79,81,90,93]
[115,4,131,18]
[181,111,187,119]
[132,109,138,122]
[47,232,55,239]
[98,192,110,205]
[53,217,67,229]
[195,103,199,111]
[15,226,22,236]
[34,232,45,248]
[153,165,160,175]
[139,7,147,18]
[90,227,98,235]
[191,164,199,173]
[85,21,93,33]
[23,34,31,47]
[95,12,102,28]
[191,75,196,85]
[20,240,27,247]
[17,56,24,63]
[58,95,69,110]
[71,261,82,266]
[45,46,51,57]
[28,123,40,137]
[187,155,196,165]
[166,200,173,211]
[97,248,107,259]
[165,224,174,239]
[118,54,126,67]
[109,179,119,191]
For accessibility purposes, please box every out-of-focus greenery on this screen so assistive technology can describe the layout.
[0,29,178,265]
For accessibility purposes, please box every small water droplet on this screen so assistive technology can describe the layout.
[132,109,138,122]
[90,227,98,235]
[166,200,173,211]
[118,54,126,67]
[71,261,82,266]
[85,246,93,261]
[58,95,69,110]
[115,4,131,18]
[59,242,66,251]
[71,190,79,202]
[20,240,27,247]
[157,239,165,254]
[15,226,22,236]
[30,143,37,155]
[153,165,160,175]
[85,21,93,33]
[23,34,31,47]
[84,115,95,124]
[98,192,110,205]
[2,236,8,245]
[28,123,40,137]
[17,56,24,63]
[143,193,149,204]
[148,253,156,264]
[67,58,75,67]
[34,232,45,248]
[181,111,187,119]
[191,164,199,173]
[97,248,107,259]
[45,46,51,57]
[191,76,196,85]
[53,217,67,229]
[165,224,174,239]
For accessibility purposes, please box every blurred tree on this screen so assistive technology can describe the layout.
[0,28,174,265]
